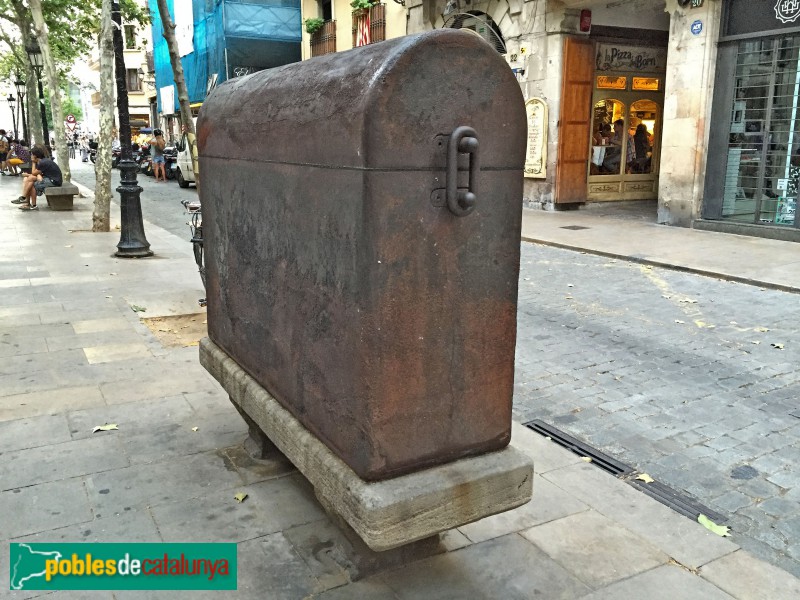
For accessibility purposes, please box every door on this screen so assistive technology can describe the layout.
[555,37,595,204]
[587,90,663,200]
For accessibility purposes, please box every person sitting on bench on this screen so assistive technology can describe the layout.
[14,146,63,211]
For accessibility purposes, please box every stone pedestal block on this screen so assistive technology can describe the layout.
[200,337,534,552]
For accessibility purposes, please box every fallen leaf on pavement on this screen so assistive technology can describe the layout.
[675,320,685,324]
[92,423,118,433]
[771,343,784,350]
[694,320,715,329]
[234,492,248,503]
[751,341,761,345]
[581,456,592,462]
[131,305,147,313]
[754,327,769,332]
[191,427,199,432]
[636,473,654,484]
[698,514,730,537]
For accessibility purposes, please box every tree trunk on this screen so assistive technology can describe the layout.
[8,1,43,146]
[93,0,114,232]
[155,0,199,191]
[29,0,71,182]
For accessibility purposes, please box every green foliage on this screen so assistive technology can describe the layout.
[350,0,375,9]
[304,17,324,34]
[0,0,149,81]
[61,93,82,121]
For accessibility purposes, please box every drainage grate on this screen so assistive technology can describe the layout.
[559,225,590,230]
[523,419,728,524]
[524,419,633,476]
[625,477,727,524]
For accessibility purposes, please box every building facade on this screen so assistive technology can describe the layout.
[83,1,154,137]
[300,0,407,58]
[400,0,799,241]
[149,0,302,140]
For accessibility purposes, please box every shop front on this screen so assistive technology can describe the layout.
[704,0,800,235]
[554,10,670,206]
[587,43,667,201]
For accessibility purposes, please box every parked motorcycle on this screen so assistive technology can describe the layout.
[88,140,98,164]
[163,146,177,180]
[134,143,151,175]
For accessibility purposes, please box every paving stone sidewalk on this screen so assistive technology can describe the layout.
[1,184,799,598]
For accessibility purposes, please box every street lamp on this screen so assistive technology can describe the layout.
[112,0,152,258]
[14,78,28,143]
[7,94,17,139]
[25,43,50,154]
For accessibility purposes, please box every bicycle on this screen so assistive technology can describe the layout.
[181,198,206,306]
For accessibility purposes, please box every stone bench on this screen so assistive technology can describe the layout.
[44,182,80,211]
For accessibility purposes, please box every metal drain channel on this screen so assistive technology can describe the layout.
[523,419,728,524]
[524,420,633,476]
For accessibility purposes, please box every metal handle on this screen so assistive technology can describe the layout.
[446,126,480,217]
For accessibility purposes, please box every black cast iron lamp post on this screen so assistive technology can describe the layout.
[14,78,28,143]
[25,43,49,153]
[112,0,153,257]
[7,94,17,139]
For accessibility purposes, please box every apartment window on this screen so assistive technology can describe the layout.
[124,25,137,49]
[126,69,142,92]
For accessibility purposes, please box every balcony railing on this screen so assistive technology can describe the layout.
[310,20,336,57]
[352,3,386,48]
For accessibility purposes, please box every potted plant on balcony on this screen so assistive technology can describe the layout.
[305,17,325,35]
[350,0,375,18]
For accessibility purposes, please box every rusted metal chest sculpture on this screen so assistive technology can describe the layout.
[198,29,527,481]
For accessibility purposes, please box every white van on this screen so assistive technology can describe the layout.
[173,132,197,188]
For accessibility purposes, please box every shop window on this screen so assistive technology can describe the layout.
[722,35,800,226]
[632,77,660,91]
[597,76,626,90]
[629,100,659,174]
[590,99,627,175]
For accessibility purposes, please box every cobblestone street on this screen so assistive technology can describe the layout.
[513,242,800,577]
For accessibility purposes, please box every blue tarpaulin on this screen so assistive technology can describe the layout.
[149,0,301,114]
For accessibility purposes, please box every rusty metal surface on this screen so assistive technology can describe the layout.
[198,30,527,481]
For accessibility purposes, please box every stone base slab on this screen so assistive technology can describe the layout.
[200,337,534,552]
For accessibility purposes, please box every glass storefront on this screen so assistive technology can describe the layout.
[587,43,666,201]
[722,37,800,226]
[705,0,800,231]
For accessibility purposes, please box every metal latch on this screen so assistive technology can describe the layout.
[446,126,479,217]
